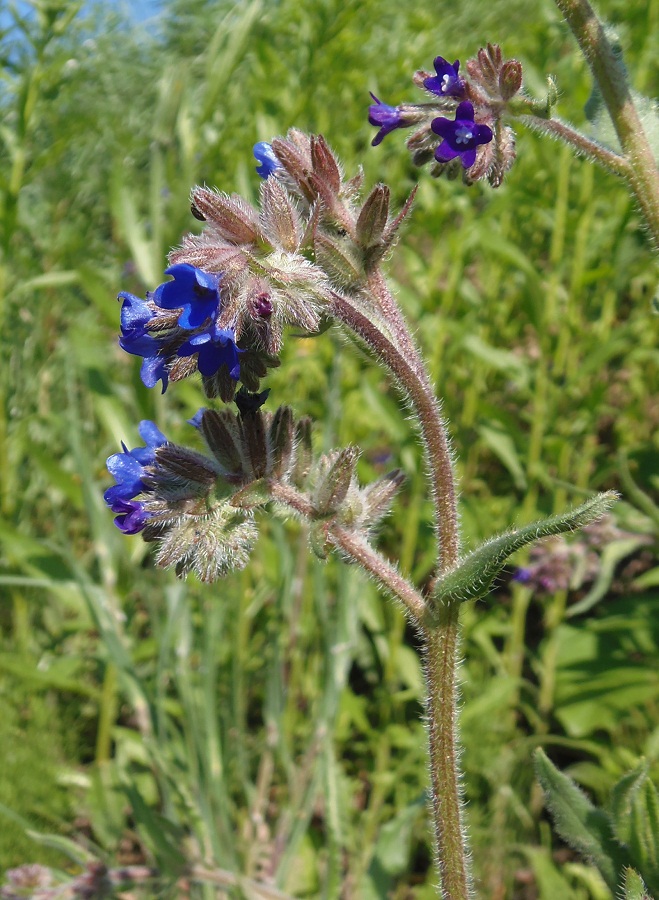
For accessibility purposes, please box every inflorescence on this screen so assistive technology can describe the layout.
[368,44,524,187]
[106,44,527,577]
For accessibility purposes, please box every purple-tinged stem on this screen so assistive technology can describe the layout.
[331,287,460,574]
[268,480,427,621]
[329,284,469,898]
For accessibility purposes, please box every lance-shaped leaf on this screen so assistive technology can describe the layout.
[609,762,659,895]
[431,492,617,606]
[533,748,632,893]
[623,868,652,900]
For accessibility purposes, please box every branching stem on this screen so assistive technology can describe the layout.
[553,0,659,245]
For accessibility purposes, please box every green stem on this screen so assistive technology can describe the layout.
[517,114,631,177]
[329,276,467,896]
[423,607,471,900]
[554,0,659,245]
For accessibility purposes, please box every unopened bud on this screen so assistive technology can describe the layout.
[200,409,244,476]
[314,232,365,288]
[499,59,523,100]
[292,417,313,487]
[309,521,331,560]
[190,187,259,244]
[150,445,219,500]
[239,411,268,480]
[362,469,406,524]
[269,405,295,477]
[356,184,390,251]
[314,447,360,516]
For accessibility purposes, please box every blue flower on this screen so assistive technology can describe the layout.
[431,101,493,169]
[368,93,404,146]
[177,320,243,379]
[118,292,170,393]
[110,498,153,535]
[253,142,281,179]
[153,264,222,330]
[423,57,465,98]
[104,421,167,532]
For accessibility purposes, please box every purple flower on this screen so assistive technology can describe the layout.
[423,57,466,98]
[104,420,167,526]
[368,93,404,146]
[110,497,153,534]
[177,320,243,379]
[253,142,281,179]
[118,292,170,393]
[153,263,222,330]
[431,101,493,169]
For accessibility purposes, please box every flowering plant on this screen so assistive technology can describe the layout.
[102,3,658,897]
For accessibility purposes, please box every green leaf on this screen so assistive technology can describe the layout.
[533,747,633,892]
[478,423,527,490]
[609,762,659,895]
[566,536,652,618]
[431,492,617,606]
[622,867,652,900]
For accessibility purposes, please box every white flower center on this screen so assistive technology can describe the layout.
[441,74,451,92]
[455,126,473,145]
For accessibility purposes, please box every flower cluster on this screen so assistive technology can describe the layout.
[107,131,413,574]
[118,263,245,399]
[368,44,524,186]
[104,398,314,579]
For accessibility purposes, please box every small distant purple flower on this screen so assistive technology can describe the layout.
[512,567,532,584]
[423,57,466,98]
[431,101,493,169]
[104,421,167,533]
[177,321,243,379]
[153,263,222,330]
[118,292,170,393]
[368,93,404,146]
[253,142,281,179]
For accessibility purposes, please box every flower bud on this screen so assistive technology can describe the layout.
[269,405,295,477]
[190,187,259,245]
[356,184,390,251]
[154,503,258,582]
[499,59,523,100]
[313,447,360,516]
[200,409,244,475]
[291,417,313,487]
[362,469,406,525]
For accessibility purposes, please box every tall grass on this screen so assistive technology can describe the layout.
[0,0,657,896]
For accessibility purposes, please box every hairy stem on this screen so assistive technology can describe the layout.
[331,288,460,573]
[554,0,659,245]
[329,281,469,896]
[423,607,471,900]
[518,114,631,176]
[267,480,427,621]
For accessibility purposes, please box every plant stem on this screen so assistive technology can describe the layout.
[423,607,471,900]
[267,480,427,621]
[517,115,631,176]
[330,288,460,573]
[554,0,659,245]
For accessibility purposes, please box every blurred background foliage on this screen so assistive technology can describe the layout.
[0,0,657,896]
